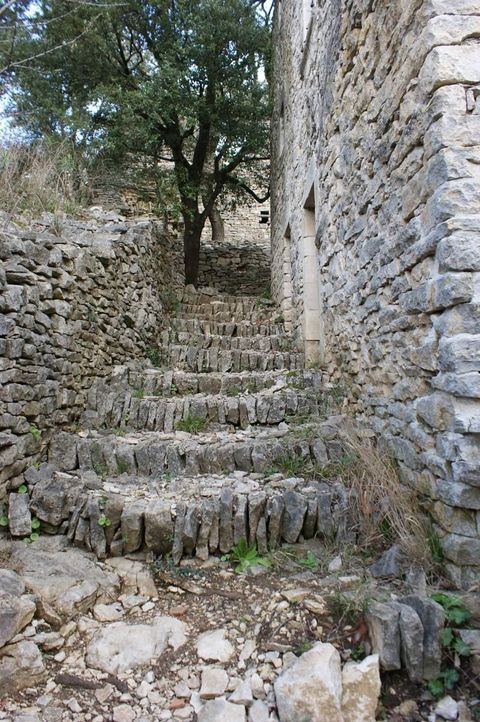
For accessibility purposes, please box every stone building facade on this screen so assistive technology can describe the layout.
[271,0,480,585]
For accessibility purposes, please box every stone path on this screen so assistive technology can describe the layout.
[2,287,476,721]
[25,287,356,564]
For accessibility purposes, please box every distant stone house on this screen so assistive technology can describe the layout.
[271,0,480,587]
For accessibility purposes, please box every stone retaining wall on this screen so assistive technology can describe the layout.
[0,210,183,498]
[271,0,480,585]
[198,241,271,296]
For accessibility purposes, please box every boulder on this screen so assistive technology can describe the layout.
[86,616,186,673]
[30,475,79,529]
[5,536,119,619]
[0,640,45,694]
[274,642,343,722]
[341,654,381,722]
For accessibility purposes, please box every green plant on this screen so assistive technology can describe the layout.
[98,515,112,528]
[298,550,319,570]
[93,462,108,478]
[29,424,41,442]
[222,538,272,574]
[428,528,445,564]
[432,592,471,626]
[116,459,130,474]
[426,593,472,697]
[262,287,271,300]
[146,346,163,367]
[17,484,28,494]
[0,515,8,528]
[327,590,367,626]
[133,387,145,400]
[176,414,207,434]
[159,290,180,314]
[31,517,41,530]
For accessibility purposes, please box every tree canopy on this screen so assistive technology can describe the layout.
[1,0,272,284]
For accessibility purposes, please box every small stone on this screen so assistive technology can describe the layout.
[248,699,269,722]
[95,684,114,704]
[66,699,82,713]
[229,678,253,706]
[93,603,124,622]
[197,699,246,722]
[434,696,459,721]
[112,704,136,722]
[328,555,342,573]
[199,667,228,699]
[196,628,234,663]
[369,545,406,578]
[250,673,266,700]
[281,588,309,604]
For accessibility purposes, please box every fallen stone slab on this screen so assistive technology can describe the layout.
[86,616,187,673]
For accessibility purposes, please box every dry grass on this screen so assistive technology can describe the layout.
[340,431,431,564]
[0,141,92,217]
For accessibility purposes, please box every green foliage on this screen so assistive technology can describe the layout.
[17,484,28,494]
[428,528,445,564]
[98,515,112,528]
[0,515,8,528]
[431,592,471,626]
[176,414,207,434]
[427,592,471,698]
[6,0,271,283]
[146,346,163,368]
[298,550,319,570]
[222,538,272,574]
[29,424,41,442]
[133,387,145,400]
[116,459,129,474]
[93,462,108,479]
[159,290,180,314]
[31,517,41,530]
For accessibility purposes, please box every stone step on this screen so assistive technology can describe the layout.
[166,346,304,373]
[48,424,343,481]
[170,318,284,337]
[89,368,322,400]
[179,299,273,316]
[25,467,352,561]
[83,387,320,433]
[180,289,265,305]
[160,331,296,353]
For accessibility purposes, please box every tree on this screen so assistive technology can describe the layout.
[5,0,271,284]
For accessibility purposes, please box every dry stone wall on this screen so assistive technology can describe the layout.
[0,209,183,499]
[271,0,480,585]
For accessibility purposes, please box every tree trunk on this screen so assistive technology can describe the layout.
[209,204,225,242]
[183,214,204,286]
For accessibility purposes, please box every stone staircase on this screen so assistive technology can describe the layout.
[25,288,355,562]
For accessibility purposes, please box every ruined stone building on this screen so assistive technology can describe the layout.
[271,0,480,585]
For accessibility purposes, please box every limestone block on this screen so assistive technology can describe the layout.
[274,643,343,722]
[437,233,480,272]
[439,334,480,374]
[365,602,401,671]
[341,654,381,722]
[442,533,480,566]
[8,492,31,537]
[0,640,45,694]
[420,45,480,93]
